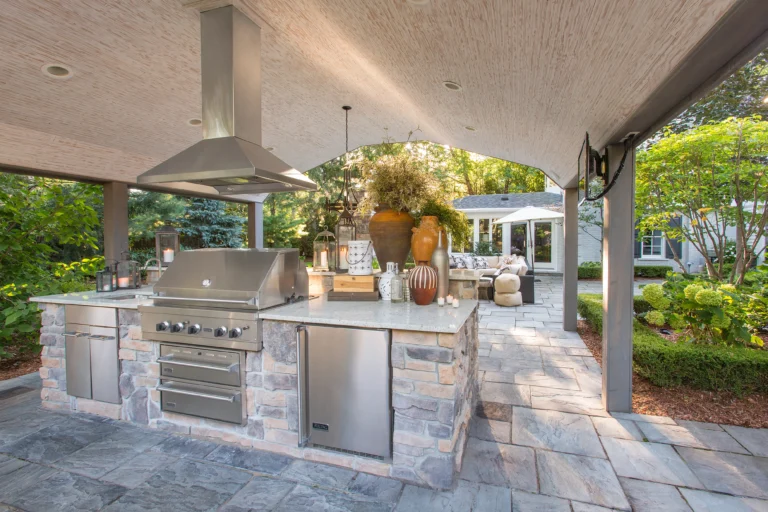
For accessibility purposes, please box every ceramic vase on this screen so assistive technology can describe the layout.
[378,262,398,301]
[368,204,415,271]
[411,216,439,264]
[431,230,449,300]
[408,263,438,306]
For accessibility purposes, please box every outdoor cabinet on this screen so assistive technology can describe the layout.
[64,306,121,404]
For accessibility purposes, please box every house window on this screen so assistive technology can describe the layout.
[479,219,490,243]
[642,230,664,258]
[459,218,474,253]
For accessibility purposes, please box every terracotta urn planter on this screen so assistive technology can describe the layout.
[408,263,438,305]
[368,204,415,271]
[411,216,440,264]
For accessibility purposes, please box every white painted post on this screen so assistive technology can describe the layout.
[502,223,511,255]
[473,218,480,248]
[103,182,129,263]
[563,188,578,331]
[248,202,264,249]
[602,144,635,412]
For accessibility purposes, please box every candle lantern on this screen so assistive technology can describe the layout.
[312,230,336,271]
[116,258,140,289]
[96,265,116,293]
[155,224,180,267]
[335,209,356,273]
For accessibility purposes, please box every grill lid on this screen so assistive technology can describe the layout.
[152,248,306,310]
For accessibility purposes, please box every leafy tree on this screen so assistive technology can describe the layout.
[636,117,768,284]
[0,173,103,356]
[669,50,768,133]
[178,197,245,248]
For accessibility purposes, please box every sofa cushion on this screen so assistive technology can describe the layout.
[495,291,522,307]
[485,256,500,268]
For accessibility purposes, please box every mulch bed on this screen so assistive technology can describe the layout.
[0,348,41,382]
[578,320,768,428]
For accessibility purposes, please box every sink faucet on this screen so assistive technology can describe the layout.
[143,258,163,285]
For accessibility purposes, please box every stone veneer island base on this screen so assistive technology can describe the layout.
[34,292,478,490]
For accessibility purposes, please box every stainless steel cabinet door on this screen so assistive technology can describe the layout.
[65,333,92,399]
[306,325,391,459]
[90,336,120,404]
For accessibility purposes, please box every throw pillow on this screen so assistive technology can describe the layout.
[462,256,476,269]
[453,255,466,269]
[474,257,488,269]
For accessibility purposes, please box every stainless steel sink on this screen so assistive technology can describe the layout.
[105,295,142,301]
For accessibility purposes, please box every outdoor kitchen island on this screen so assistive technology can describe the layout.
[33,285,479,490]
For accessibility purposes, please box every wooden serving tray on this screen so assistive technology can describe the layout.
[327,291,380,301]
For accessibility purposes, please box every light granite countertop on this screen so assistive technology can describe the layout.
[259,296,478,333]
[30,286,155,310]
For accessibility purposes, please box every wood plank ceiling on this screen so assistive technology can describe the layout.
[0,0,740,192]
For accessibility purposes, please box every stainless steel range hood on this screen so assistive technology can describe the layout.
[137,6,316,194]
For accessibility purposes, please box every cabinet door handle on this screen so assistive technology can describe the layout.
[157,355,238,373]
[157,384,238,403]
[296,325,309,447]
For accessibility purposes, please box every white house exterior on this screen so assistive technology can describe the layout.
[453,180,765,274]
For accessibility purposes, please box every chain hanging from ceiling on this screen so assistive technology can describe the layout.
[325,105,359,214]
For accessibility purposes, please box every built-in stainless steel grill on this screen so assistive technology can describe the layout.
[138,248,308,425]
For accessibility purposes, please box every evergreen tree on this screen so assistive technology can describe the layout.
[178,197,245,248]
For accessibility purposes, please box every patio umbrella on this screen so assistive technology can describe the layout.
[493,206,564,273]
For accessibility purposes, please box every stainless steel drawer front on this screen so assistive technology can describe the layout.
[64,326,92,400]
[90,334,120,404]
[159,345,241,386]
[159,380,243,424]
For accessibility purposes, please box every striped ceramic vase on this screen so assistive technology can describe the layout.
[408,263,438,306]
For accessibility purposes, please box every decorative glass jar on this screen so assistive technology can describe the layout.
[96,265,116,293]
[335,209,356,273]
[379,262,398,301]
[390,269,405,303]
[313,230,336,271]
[155,224,180,267]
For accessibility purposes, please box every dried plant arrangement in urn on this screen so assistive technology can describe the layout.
[354,146,439,271]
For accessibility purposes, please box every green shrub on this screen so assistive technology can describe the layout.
[578,262,601,279]
[633,296,653,314]
[577,294,768,394]
[634,265,673,278]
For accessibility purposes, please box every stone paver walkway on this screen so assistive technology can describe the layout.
[0,276,765,511]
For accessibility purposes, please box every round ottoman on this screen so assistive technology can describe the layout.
[495,291,522,307]
[494,273,521,293]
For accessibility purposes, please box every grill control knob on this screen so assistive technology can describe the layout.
[229,327,243,339]
[214,326,228,337]
[187,324,201,335]
[171,322,185,333]
[156,321,170,332]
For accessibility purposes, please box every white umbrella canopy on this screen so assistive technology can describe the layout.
[491,206,563,274]
[492,206,563,224]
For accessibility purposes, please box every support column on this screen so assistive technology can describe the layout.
[103,182,129,263]
[247,202,264,249]
[473,218,480,247]
[602,144,635,412]
[563,188,579,331]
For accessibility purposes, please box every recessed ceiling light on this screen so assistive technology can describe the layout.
[264,146,274,151]
[465,125,477,132]
[443,81,462,91]
[188,118,202,126]
[406,0,430,5]
[41,63,73,80]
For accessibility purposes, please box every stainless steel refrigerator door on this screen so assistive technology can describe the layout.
[89,333,120,404]
[306,325,391,459]
[64,325,92,399]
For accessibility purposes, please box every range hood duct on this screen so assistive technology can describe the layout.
[137,6,316,194]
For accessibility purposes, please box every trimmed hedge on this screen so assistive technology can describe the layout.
[577,264,673,279]
[634,265,673,278]
[578,293,768,395]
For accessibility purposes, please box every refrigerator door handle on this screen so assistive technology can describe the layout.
[296,325,309,447]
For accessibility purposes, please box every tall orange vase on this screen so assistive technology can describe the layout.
[411,216,440,264]
[368,204,415,271]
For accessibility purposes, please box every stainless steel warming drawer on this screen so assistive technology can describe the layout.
[158,344,241,387]
[157,380,244,425]
[157,343,246,425]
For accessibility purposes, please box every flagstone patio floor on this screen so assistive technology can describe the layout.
[0,276,766,511]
